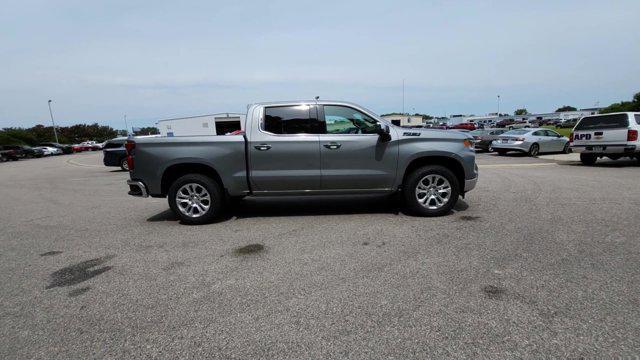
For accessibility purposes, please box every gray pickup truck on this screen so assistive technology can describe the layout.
[126,100,478,224]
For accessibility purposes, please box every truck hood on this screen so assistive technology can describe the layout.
[396,128,471,140]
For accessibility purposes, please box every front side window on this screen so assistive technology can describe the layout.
[323,105,379,134]
[544,130,560,137]
[263,105,323,134]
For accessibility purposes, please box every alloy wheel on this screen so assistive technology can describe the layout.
[175,183,211,218]
[415,174,452,210]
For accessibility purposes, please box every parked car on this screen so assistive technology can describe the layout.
[125,100,479,224]
[39,142,73,154]
[34,146,62,156]
[0,145,24,159]
[0,147,19,161]
[496,119,515,128]
[80,141,103,150]
[556,119,578,129]
[492,128,570,156]
[469,128,508,152]
[452,123,476,131]
[1,145,45,158]
[570,112,640,165]
[510,120,532,129]
[102,137,129,170]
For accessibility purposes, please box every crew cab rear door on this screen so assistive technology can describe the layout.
[318,105,398,190]
[573,114,630,145]
[248,104,322,192]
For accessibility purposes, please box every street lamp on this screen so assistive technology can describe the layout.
[497,95,501,116]
[47,100,59,143]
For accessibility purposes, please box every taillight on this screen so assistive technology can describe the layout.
[628,129,638,142]
[569,132,573,143]
[515,137,525,141]
[125,140,135,171]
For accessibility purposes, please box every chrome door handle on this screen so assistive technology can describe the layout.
[323,143,342,150]
[254,144,272,151]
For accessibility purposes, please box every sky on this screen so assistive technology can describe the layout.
[1,0,639,129]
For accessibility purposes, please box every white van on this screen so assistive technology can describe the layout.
[571,112,640,165]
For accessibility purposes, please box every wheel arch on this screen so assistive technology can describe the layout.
[401,155,465,191]
[160,162,224,197]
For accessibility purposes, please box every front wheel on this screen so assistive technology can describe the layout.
[403,165,459,217]
[168,174,224,225]
[120,158,129,171]
[580,153,597,166]
[562,142,571,154]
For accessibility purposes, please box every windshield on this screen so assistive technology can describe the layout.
[575,114,629,130]
[503,129,530,135]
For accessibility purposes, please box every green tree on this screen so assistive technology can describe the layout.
[133,127,159,136]
[599,92,640,114]
[514,108,529,115]
[555,105,577,112]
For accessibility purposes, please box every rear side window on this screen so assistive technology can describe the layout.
[104,142,124,149]
[575,114,629,130]
[263,105,323,134]
[635,115,640,125]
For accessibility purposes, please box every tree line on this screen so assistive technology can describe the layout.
[0,124,159,146]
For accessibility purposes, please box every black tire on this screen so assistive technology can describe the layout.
[528,143,540,157]
[402,165,459,217]
[496,150,507,156]
[562,142,571,154]
[120,158,129,171]
[580,153,597,166]
[168,174,224,225]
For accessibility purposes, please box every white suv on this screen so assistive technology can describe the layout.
[570,112,640,165]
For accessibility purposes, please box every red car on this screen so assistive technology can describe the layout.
[452,123,476,130]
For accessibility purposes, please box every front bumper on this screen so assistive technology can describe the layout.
[465,176,478,192]
[127,180,148,198]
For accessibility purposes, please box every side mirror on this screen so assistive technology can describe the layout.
[375,123,391,142]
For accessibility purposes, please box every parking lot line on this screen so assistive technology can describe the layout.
[478,163,557,168]
[66,158,104,168]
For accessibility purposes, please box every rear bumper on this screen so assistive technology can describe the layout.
[127,180,148,198]
[571,144,637,154]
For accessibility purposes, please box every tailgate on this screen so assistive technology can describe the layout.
[572,113,631,145]
[572,128,628,145]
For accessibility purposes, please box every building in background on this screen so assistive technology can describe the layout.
[157,113,245,137]
[381,114,423,127]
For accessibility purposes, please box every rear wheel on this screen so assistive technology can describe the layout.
[580,153,597,166]
[120,158,129,171]
[168,174,224,225]
[528,143,540,157]
[403,165,459,217]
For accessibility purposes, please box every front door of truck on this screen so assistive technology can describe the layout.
[248,104,322,192]
[318,105,398,190]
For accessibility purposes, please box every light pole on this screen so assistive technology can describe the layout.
[47,100,59,143]
[402,79,405,114]
[124,115,129,135]
[497,95,501,116]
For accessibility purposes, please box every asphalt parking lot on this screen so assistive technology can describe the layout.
[1,152,639,358]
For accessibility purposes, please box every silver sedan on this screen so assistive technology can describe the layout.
[491,128,570,156]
